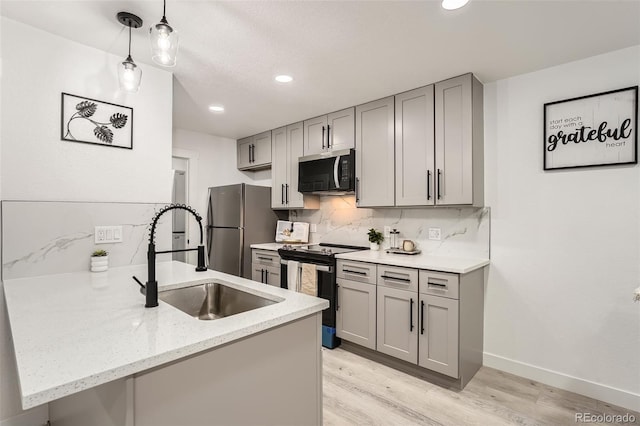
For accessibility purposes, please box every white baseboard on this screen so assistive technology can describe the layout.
[0,405,48,426]
[484,352,640,412]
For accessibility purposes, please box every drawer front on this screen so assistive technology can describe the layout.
[336,260,376,284]
[252,250,281,268]
[377,265,418,292]
[419,270,459,300]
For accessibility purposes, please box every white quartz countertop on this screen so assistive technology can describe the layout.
[335,250,489,274]
[3,261,328,409]
[250,242,284,251]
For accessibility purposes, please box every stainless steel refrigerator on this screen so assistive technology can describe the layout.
[206,184,281,278]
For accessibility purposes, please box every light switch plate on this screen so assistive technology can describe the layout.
[428,227,441,241]
[95,226,123,244]
[310,224,317,233]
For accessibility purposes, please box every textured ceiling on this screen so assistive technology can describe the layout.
[2,1,639,139]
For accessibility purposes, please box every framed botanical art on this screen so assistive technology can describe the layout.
[61,93,133,149]
[543,86,637,170]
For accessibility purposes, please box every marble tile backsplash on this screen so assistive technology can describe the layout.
[2,201,171,280]
[291,196,490,258]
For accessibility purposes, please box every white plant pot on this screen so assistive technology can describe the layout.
[369,242,380,251]
[91,255,109,272]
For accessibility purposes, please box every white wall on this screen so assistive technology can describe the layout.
[0,18,173,423]
[172,128,270,263]
[483,45,640,410]
[1,18,173,203]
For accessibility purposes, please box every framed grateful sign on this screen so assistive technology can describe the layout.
[543,86,637,170]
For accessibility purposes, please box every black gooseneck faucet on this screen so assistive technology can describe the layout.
[133,204,207,308]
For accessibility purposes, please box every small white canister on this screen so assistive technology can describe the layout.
[90,251,109,272]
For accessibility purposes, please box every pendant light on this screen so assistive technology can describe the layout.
[149,0,179,67]
[117,12,143,93]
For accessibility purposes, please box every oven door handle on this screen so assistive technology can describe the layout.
[280,260,333,273]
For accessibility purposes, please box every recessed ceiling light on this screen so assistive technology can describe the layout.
[275,75,293,83]
[442,0,470,10]
[209,105,225,112]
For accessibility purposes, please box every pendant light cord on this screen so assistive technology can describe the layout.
[128,24,132,57]
[163,0,167,19]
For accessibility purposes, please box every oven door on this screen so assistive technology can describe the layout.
[280,260,336,328]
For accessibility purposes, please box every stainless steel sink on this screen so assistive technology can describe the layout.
[159,282,278,320]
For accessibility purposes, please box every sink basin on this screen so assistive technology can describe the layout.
[159,281,278,320]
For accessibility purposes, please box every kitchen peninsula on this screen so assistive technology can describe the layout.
[3,261,328,426]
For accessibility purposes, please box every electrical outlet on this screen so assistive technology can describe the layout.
[95,226,123,244]
[428,227,441,241]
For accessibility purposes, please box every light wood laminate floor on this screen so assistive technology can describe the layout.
[323,348,639,426]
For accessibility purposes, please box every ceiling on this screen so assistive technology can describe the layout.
[2,1,639,139]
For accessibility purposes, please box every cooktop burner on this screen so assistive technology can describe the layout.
[279,243,367,258]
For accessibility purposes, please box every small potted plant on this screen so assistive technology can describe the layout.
[367,228,384,251]
[90,249,109,272]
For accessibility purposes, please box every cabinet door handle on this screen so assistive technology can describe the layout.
[420,300,425,335]
[257,256,273,262]
[322,126,325,149]
[343,269,366,275]
[437,168,442,200]
[285,184,289,204]
[380,275,411,283]
[428,282,447,288]
[355,177,360,203]
[265,270,269,283]
[261,269,265,283]
[281,184,285,205]
[427,170,432,200]
[410,298,414,331]
[327,124,331,148]
[336,284,340,311]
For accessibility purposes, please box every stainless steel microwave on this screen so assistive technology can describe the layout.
[298,149,355,194]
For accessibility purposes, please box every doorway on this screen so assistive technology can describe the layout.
[172,157,189,262]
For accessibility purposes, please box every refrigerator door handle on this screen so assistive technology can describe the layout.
[206,228,213,260]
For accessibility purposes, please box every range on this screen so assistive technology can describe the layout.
[278,243,367,348]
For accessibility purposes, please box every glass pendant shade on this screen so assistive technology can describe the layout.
[119,55,143,93]
[150,18,179,67]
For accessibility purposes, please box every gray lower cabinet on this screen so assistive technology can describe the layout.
[418,294,459,377]
[376,285,418,364]
[355,97,395,207]
[252,265,280,286]
[336,260,484,388]
[336,278,376,350]
[251,249,281,286]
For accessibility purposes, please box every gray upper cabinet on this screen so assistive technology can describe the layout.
[271,127,288,209]
[303,115,327,155]
[434,74,484,206]
[327,108,355,152]
[303,108,355,155]
[355,97,395,207]
[272,123,319,210]
[237,137,253,170]
[237,131,272,171]
[395,85,435,206]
